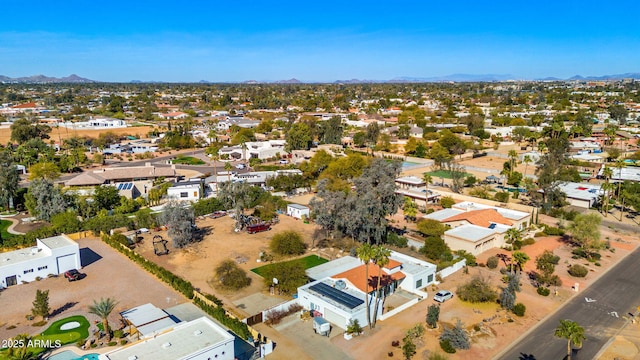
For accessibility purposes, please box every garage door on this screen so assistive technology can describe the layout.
[56,254,77,274]
[323,308,346,330]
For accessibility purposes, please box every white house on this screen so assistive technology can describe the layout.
[99,317,235,360]
[298,252,437,330]
[167,181,203,202]
[0,235,81,288]
[286,204,310,219]
[556,182,603,209]
[424,201,531,255]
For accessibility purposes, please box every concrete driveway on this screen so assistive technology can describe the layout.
[0,237,189,341]
[273,314,354,360]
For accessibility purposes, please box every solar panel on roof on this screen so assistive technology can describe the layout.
[309,282,364,309]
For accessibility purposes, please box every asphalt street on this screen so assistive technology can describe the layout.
[497,246,640,360]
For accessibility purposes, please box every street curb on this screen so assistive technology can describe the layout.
[492,244,640,360]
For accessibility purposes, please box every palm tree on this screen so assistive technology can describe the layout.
[356,243,374,329]
[508,150,518,176]
[88,297,118,341]
[224,162,232,182]
[505,228,522,273]
[371,245,391,327]
[614,159,626,203]
[554,319,586,360]
[602,166,613,217]
[537,142,547,154]
[512,251,530,272]
[422,173,432,202]
[523,155,532,178]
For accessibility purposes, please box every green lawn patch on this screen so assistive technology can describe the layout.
[172,156,205,165]
[426,169,472,179]
[251,255,329,277]
[0,220,14,240]
[0,315,91,359]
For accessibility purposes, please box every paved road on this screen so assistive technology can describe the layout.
[497,247,640,360]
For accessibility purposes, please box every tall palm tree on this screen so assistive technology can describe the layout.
[356,243,374,329]
[523,155,532,178]
[508,150,518,176]
[614,159,626,203]
[422,173,432,202]
[505,228,522,273]
[554,319,586,360]
[88,297,118,341]
[602,166,613,217]
[224,162,232,182]
[371,245,391,327]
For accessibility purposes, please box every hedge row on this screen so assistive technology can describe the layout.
[100,235,251,340]
[193,297,251,340]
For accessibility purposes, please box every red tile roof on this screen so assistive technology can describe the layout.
[332,263,405,294]
[13,102,37,109]
[441,208,512,227]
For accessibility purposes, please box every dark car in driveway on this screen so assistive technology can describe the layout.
[246,223,271,234]
[64,269,85,281]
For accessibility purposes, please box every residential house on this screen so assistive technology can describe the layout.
[159,111,189,120]
[0,235,81,289]
[556,182,603,209]
[395,176,441,206]
[286,204,310,219]
[424,201,531,255]
[167,180,204,202]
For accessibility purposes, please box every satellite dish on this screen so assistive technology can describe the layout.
[273,278,279,285]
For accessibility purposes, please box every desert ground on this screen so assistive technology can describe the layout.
[0,125,156,145]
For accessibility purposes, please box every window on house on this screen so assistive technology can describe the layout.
[416,279,423,288]
[38,266,48,271]
[24,269,34,274]
[180,192,188,198]
[428,274,433,283]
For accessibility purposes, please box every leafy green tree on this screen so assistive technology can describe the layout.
[50,211,83,234]
[440,196,455,208]
[215,260,252,290]
[402,336,417,360]
[93,185,121,211]
[426,303,440,329]
[554,319,585,360]
[24,179,68,221]
[10,119,51,143]
[319,116,343,144]
[403,197,418,220]
[609,104,629,125]
[286,122,312,151]
[28,162,61,181]
[88,297,118,341]
[416,219,448,237]
[420,236,452,261]
[0,151,19,210]
[457,276,497,303]
[269,231,306,256]
[31,289,50,321]
[568,213,602,258]
[160,201,195,248]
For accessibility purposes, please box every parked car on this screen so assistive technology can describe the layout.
[246,223,271,234]
[64,269,84,282]
[279,159,288,164]
[210,211,227,219]
[235,163,246,170]
[433,290,453,302]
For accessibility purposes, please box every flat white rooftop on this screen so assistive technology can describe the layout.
[39,235,76,249]
[0,246,48,267]
[100,317,234,360]
[306,256,362,281]
[452,201,529,221]
[446,224,496,242]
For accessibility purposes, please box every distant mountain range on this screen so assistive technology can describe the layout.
[0,74,94,83]
[3,72,640,84]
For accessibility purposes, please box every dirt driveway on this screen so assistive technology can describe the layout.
[0,238,188,341]
[134,214,320,315]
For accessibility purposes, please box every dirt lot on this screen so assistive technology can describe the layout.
[134,214,322,316]
[0,125,156,144]
[331,223,639,360]
[0,238,188,342]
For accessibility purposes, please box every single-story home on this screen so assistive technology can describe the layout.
[0,235,81,289]
[120,303,180,339]
[286,204,310,219]
[167,181,203,202]
[298,252,437,330]
[556,182,603,209]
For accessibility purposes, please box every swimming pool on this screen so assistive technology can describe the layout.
[46,350,100,360]
[401,161,420,169]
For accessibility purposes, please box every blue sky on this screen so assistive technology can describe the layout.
[1,0,639,82]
